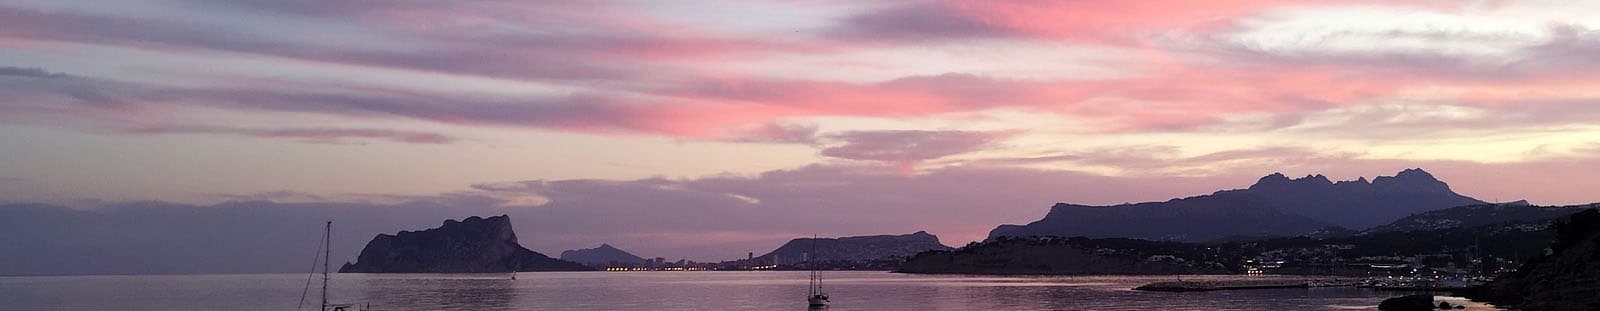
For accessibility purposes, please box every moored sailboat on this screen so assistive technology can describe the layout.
[806,234,829,308]
[300,221,370,311]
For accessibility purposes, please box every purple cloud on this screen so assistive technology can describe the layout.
[0,67,68,79]
[125,125,457,144]
[827,2,1015,42]
[0,66,676,139]
[819,130,1014,165]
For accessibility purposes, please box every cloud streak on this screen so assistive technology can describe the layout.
[124,125,456,144]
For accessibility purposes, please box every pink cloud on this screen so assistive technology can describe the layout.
[820,130,1015,172]
[831,0,1448,45]
[4,1,1598,144]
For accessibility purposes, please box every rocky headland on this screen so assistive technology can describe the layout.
[339,215,589,273]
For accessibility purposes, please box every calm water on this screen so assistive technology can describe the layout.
[0,272,1465,310]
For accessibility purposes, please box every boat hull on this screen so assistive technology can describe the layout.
[808,296,828,306]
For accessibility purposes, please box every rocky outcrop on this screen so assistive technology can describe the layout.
[338,215,588,273]
[1467,209,1600,310]
[559,243,646,267]
[1378,295,1434,311]
[989,169,1484,242]
[754,231,951,265]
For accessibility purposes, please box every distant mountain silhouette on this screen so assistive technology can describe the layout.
[754,231,951,265]
[559,244,646,267]
[989,169,1484,242]
[1243,168,1483,228]
[339,215,588,273]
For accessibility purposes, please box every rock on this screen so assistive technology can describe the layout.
[1378,295,1433,311]
[339,215,589,273]
[1436,301,1451,309]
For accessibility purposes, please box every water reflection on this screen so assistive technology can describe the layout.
[0,272,1483,311]
[356,274,516,310]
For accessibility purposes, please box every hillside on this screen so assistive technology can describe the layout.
[1467,209,1600,310]
[1368,201,1597,233]
[754,231,951,265]
[559,244,647,267]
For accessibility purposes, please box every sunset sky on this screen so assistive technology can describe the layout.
[4,1,1600,254]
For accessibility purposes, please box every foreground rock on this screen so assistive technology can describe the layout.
[339,215,589,273]
[1378,294,1433,311]
[1465,209,1600,310]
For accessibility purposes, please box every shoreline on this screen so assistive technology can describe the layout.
[1134,278,1363,292]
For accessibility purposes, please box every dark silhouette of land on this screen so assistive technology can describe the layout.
[903,201,1595,276]
[752,231,952,265]
[339,215,589,273]
[559,244,646,267]
[989,169,1483,242]
[1465,209,1600,310]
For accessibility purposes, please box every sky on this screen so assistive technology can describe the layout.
[4,0,1600,260]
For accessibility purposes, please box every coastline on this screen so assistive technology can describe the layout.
[1133,277,1362,292]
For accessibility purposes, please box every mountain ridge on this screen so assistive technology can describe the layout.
[989,168,1484,242]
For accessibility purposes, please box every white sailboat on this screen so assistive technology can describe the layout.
[806,234,829,308]
[300,221,370,311]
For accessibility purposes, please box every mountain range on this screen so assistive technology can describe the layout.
[907,200,1596,276]
[989,169,1485,242]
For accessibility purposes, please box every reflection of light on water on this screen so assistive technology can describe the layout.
[2,271,1451,310]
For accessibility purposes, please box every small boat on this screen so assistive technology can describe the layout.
[806,234,829,308]
[301,221,371,311]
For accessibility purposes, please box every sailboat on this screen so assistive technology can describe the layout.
[806,234,829,308]
[300,221,370,311]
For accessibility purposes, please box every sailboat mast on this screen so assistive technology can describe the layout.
[810,234,818,296]
[322,221,331,311]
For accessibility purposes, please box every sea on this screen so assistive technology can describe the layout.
[0,272,1496,310]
